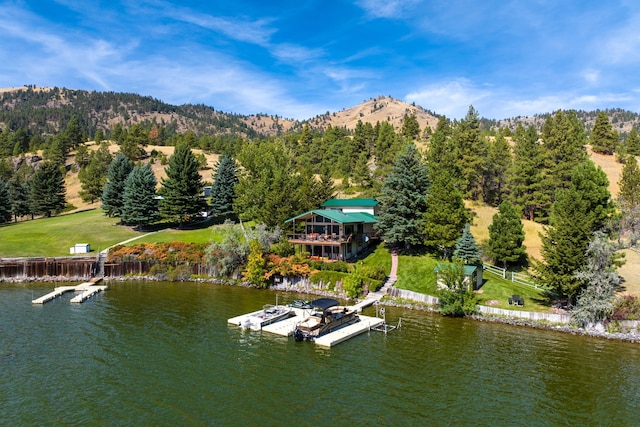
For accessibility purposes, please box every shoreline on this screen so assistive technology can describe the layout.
[6,274,640,343]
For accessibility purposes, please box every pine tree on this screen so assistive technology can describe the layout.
[539,110,588,221]
[8,176,30,221]
[121,163,159,229]
[487,200,527,269]
[159,143,206,226]
[210,154,238,220]
[425,116,457,179]
[401,113,420,141]
[101,152,134,218]
[454,223,482,265]
[625,129,640,156]
[451,106,487,200]
[374,143,429,249]
[617,156,640,244]
[352,151,372,188]
[507,125,545,221]
[29,162,66,217]
[78,142,113,203]
[424,172,470,259]
[0,180,11,223]
[119,124,148,160]
[534,161,613,303]
[482,133,512,206]
[590,111,618,155]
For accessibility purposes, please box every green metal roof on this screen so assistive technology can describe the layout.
[321,198,378,208]
[285,209,377,224]
[434,263,479,276]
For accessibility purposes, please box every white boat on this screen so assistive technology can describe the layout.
[241,304,292,331]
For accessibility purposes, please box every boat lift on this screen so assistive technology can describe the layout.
[370,302,401,334]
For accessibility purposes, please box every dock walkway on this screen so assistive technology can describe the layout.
[32,278,107,304]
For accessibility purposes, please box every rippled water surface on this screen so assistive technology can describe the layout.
[2,281,640,426]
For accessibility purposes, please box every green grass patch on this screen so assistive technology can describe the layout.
[476,273,550,312]
[0,210,143,257]
[126,225,226,245]
[394,253,439,295]
[361,244,392,275]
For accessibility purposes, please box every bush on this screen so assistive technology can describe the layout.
[611,295,640,320]
[149,263,169,280]
[360,264,386,281]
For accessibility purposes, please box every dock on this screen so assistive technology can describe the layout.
[229,306,386,347]
[32,278,107,304]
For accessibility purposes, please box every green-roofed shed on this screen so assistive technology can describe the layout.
[434,263,483,290]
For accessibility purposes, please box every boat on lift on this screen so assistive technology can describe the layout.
[293,298,359,342]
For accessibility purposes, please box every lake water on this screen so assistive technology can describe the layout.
[2,281,640,426]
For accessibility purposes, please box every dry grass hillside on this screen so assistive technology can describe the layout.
[64,142,219,211]
[307,95,440,133]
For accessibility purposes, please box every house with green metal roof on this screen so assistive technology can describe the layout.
[285,199,379,261]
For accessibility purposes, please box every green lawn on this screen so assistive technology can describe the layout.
[477,273,550,312]
[125,224,226,245]
[0,212,251,257]
[362,244,392,275]
[0,210,144,257]
[391,251,550,312]
[394,253,439,295]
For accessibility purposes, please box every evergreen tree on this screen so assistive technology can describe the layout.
[401,113,420,141]
[234,139,302,226]
[62,115,84,149]
[0,180,11,223]
[570,160,614,233]
[454,223,482,265]
[539,110,588,221]
[373,121,403,178]
[424,172,470,259]
[483,133,512,206]
[487,200,527,269]
[121,163,159,229]
[94,128,104,143]
[101,152,134,217]
[534,161,612,303]
[78,142,113,203]
[451,106,487,200]
[625,129,640,156]
[590,111,618,155]
[119,124,148,160]
[617,156,640,244]
[351,151,372,188]
[8,175,31,221]
[425,116,457,179]
[159,143,206,226]
[374,143,430,249]
[507,125,545,221]
[74,144,90,168]
[571,232,621,327]
[29,162,66,217]
[210,154,238,220]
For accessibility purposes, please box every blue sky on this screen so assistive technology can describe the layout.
[1,0,639,120]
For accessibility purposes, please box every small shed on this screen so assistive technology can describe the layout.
[70,243,91,254]
[434,263,483,290]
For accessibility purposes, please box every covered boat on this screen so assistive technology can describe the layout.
[241,304,292,331]
[293,298,359,341]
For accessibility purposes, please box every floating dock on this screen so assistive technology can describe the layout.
[32,279,107,304]
[229,306,385,347]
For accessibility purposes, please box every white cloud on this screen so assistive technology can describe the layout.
[405,79,491,118]
[355,0,421,19]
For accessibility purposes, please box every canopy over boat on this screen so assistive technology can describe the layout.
[310,298,340,311]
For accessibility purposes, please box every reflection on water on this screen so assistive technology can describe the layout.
[1,281,639,425]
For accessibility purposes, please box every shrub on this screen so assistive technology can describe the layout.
[149,263,169,280]
[611,295,640,320]
[360,264,386,281]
